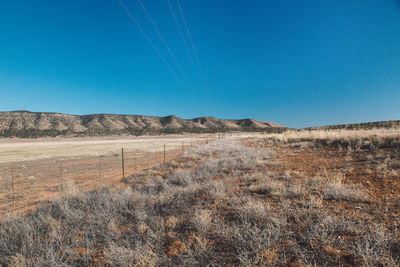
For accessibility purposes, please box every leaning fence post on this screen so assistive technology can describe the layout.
[11,167,15,213]
[121,148,125,179]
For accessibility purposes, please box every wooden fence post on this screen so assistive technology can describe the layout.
[164,144,166,164]
[182,141,184,154]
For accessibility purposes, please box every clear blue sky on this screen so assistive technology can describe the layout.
[1,0,400,128]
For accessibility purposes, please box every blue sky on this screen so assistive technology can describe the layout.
[1,0,400,128]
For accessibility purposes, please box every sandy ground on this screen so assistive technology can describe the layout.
[0,134,212,217]
[0,132,265,164]
[0,134,221,164]
[0,133,262,217]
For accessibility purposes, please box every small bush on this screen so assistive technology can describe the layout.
[323,182,367,201]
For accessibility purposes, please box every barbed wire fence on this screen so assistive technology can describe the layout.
[0,138,215,218]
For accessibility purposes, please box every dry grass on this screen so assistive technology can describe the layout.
[0,131,399,266]
[266,128,400,141]
[0,134,215,164]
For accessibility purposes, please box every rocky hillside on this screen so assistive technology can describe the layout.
[0,111,287,138]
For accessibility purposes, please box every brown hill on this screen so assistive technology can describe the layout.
[0,111,287,138]
[304,120,400,131]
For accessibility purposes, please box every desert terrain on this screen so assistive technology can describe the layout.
[0,133,265,218]
[2,0,398,265]
[0,134,216,163]
[0,127,399,266]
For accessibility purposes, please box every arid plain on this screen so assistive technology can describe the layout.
[0,134,217,164]
[1,129,399,266]
[0,133,259,217]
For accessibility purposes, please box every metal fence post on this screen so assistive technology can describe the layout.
[11,167,15,213]
[98,156,101,187]
[121,148,125,179]
[60,162,63,194]
[134,157,137,170]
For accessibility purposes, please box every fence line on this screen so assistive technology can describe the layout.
[0,139,212,218]
[0,132,267,218]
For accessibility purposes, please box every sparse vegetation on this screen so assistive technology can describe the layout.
[0,111,287,138]
[1,130,399,266]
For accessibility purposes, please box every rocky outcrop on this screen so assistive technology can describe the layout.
[0,111,287,137]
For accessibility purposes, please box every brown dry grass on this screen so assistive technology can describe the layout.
[0,134,219,217]
[0,134,217,164]
[0,129,399,266]
[0,149,184,218]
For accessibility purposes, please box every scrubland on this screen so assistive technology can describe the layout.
[0,129,399,266]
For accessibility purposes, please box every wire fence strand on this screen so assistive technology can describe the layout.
[0,140,210,218]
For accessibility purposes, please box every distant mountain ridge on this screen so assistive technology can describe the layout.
[0,111,287,138]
